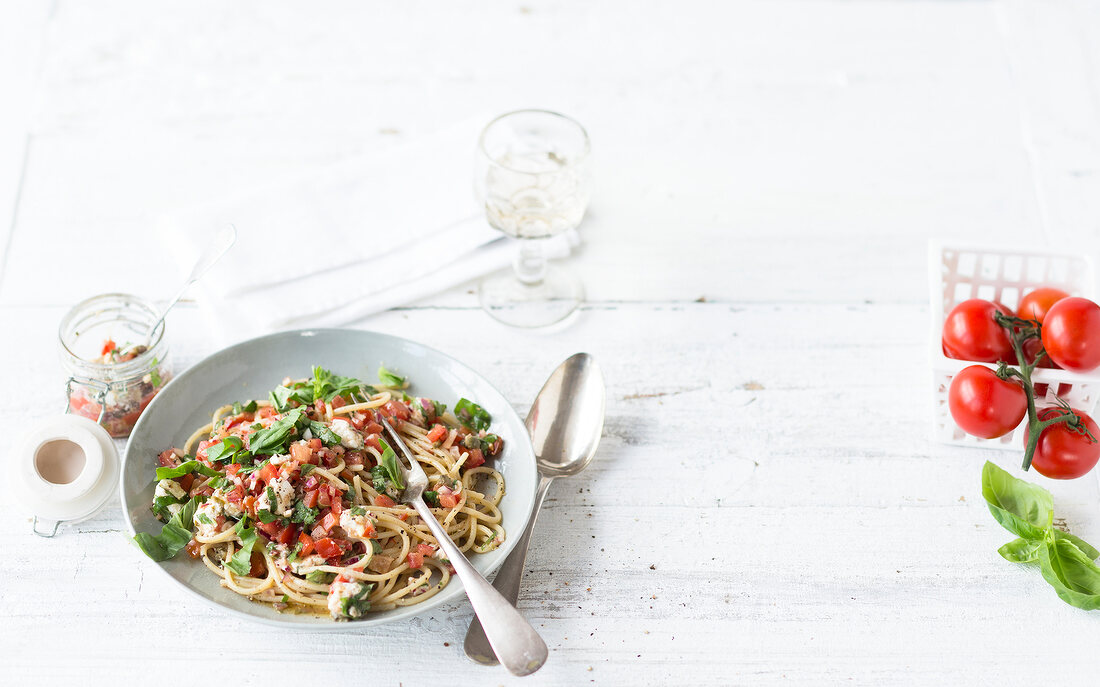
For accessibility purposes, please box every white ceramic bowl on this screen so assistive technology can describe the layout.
[121,329,538,628]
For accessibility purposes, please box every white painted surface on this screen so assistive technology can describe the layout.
[3,1,1100,684]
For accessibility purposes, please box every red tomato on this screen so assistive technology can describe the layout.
[177,474,195,493]
[290,442,312,464]
[226,463,242,477]
[308,438,323,450]
[331,395,346,409]
[303,489,320,509]
[407,552,424,569]
[158,449,182,468]
[1026,408,1100,479]
[374,494,396,508]
[298,533,315,556]
[277,524,298,546]
[101,339,116,356]
[249,551,267,577]
[417,543,435,557]
[942,299,1016,363]
[185,539,202,559]
[1041,297,1100,372]
[242,495,258,518]
[426,424,447,443]
[438,493,457,508]
[365,422,383,435]
[258,463,279,484]
[948,366,1027,439]
[319,510,338,533]
[314,537,345,559]
[226,485,245,503]
[257,520,282,537]
[1019,287,1070,323]
[381,401,410,421]
[463,448,485,469]
[331,494,343,518]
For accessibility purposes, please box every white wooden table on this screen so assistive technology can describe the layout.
[4,1,1100,683]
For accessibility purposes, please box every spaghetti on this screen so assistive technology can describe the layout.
[134,366,506,620]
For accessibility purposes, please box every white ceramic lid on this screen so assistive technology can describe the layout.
[15,414,119,534]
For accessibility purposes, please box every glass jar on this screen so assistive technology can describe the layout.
[58,293,172,438]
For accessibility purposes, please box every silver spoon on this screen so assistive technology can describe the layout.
[144,224,237,344]
[464,352,606,665]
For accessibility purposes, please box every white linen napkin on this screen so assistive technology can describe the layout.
[162,118,576,341]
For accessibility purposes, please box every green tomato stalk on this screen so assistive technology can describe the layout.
[992,312,1097,471]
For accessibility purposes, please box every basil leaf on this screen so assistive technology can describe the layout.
[152,494,182,520]
[981,461,1053,540]
[378,438,404,489]
[300,464,315,477]
[155,460,220,481]
[306,570,335,584]
[133,496,202,562]
[1039,537,1100,610]
[340,582,374,617]
[257,509,279,524]
[423,490,440,507]
[454,398,491,432]
[311,366,371,402]
[377,366,405,388]
[243,400,258,413]
[204,436,244,463]
[248,408,304,456]
[225,519,258,576]
[309,420,342,447]
[370,465,388,494]
[232,401,243,415]
[998,538,1041,564]
[1056,530,1100,561]
[370,539,383,554]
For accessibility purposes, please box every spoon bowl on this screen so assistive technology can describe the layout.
[527,352,605,476]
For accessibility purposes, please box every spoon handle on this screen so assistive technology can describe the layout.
[410,497,548,676]
[464,474,555,665]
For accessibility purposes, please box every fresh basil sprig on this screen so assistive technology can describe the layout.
[133,496,202,562]
[377,366,405,388]
[248,408,305,456]
[155,460,220,481]
[225,518,259,576]
[982,461,1100,610]
[454,398,491,432]
[378,437,404,489]
[309,420,343,447]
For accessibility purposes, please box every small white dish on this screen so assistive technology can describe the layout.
[15,414,120,536]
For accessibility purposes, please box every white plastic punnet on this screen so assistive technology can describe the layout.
[929,241,1100,450]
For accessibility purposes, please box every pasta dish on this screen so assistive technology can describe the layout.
[133,366,505,620]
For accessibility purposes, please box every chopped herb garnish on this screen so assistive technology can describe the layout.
[377,366,406,388]
[309,420,342,447]
[248,407,305,456]
[423,490,440,507]
[225,518,258,576]
[290,500,320,526]
[133,497,202,562]
[155,460,220,481]
[378,438,404,489]
[454,398,491,432]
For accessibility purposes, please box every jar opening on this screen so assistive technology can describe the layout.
[58,293,165,372]
[35,439,87,485]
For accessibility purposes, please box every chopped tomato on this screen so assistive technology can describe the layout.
[463,448,485,469]
[281,460,300,477]
[177,473,195,492]
[298,533,315,556]
[257,406,276,419]
[374,494,396,508]
[277,524,298,546]
[364,434,383,454]
[426,424,448,443]
[314,510,338,534]
[249,551,267,577]
[313,537,345,559]
[226,485,245,503]
[381,401,410,421]
[243,495,257,518]
[438,493,457,508]
[158,449,182,468]
[331,395,347,409]
[257,463,279,484]
[417,543,436,557]
[282,439,306,467]
[303,489,320,509]
[257,520,282,538]
[314,399,326,416]
[365,421,383,435]
[120,392,156,428]
[345,451,366,467]
[308,438,323,450]
[226,463,242,476]
[331,494,343,518]
[318,486,332,508]
[195,440,214,461]
[407,552,424,569]
[185,539,202,559]
[101,339,116,356]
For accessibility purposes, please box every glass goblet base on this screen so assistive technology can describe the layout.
[478,264,583,328]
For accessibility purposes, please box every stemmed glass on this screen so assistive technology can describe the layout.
[475,110,591,328]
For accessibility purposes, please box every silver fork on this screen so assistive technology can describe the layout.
[379,417,548,676]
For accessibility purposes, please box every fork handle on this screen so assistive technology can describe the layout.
[411,497,548,676]
[464,474,554,665]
